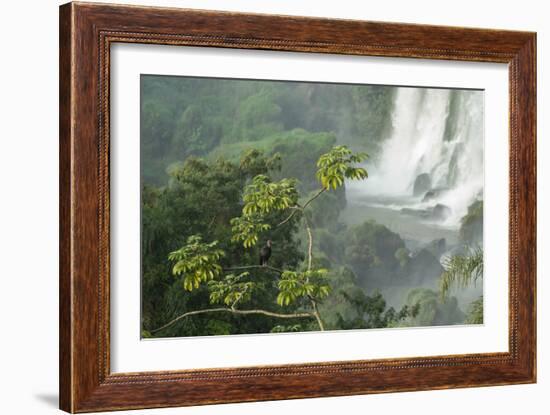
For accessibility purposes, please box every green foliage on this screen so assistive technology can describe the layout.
[269,130,337,192]
[239,148,282,177]
[316,145,368,190]
[141,75,470,336]
[242,175,298,215]
[276,269,332,306]
[333,286,418,330]
[231,88,284,142]
[208,272,258,307]
[349,85,396,154]
[465,296,484,324]
[141,149,304,336]
[439,246,483,300]
[230,214,271,248]
[344,220,405,273]
[403,288,465,327]
[230,175,298,248]
[168,235,225,291]
[140,99,174,184]
[155,145,370,335]
[459,200,484,244]
[230,145,368,250]
[172,104,222,158]
[211,129,337,192]
[205,320,233,335]
[344,243,379,270]
[271,324,303,333]
[140,76,394,185]
[316,228,345,265]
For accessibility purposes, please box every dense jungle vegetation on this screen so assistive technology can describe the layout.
[140,76,482,338]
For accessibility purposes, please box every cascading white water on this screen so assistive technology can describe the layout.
[348,87,484,228]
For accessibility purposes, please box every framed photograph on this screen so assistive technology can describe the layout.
[59,2,536,412]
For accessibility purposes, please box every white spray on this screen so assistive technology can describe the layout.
[349,87,484,228]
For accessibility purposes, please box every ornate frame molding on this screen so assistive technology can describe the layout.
[60,2,536,412]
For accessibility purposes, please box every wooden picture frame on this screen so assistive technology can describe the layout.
[59,2,536,412]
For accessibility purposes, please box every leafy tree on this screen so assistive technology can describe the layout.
[141,150,303,336]
[239,148,282,177]
[344,220,406,284]
[438,246,484,325]
[271,324,303,333]
[402,288,464,327]
[208,272,257,308]
[230,88,284,142]
[276,269,331,307]
[345,243,379,271]
[150,145,369,334]
[140,76,396,186]
[211,129,339,193]
[172,104,222,158]
[349,85,396,154]
[140,75,476,335]
[321,268,419,330]
[169,235,225,291]
[316,145,368,189]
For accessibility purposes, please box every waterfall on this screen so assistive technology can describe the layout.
[348,87,484,228]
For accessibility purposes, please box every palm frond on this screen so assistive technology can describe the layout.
[439,246,483,300]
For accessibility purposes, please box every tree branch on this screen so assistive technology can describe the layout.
[225,265,283,274]
[306,224,313,271]
[302,215,324,331]
[302,187,327,211]
[276,187,327,227]
[276,206,302,227]
[311,301,325,331]
[151,307,315,334]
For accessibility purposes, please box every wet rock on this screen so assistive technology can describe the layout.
[402,249,444,286]
[459,200,483,244]
[422,190,437,202]
[425,238,447,257]
[401,204,452,221]
[413,173,431,196]
[422,187,449,202]
[400,207,430,218]
[432,204,452,220]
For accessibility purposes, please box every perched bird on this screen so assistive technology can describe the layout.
[259,240,272,266]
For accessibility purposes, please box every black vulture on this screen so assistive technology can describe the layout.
[259,240,272,266]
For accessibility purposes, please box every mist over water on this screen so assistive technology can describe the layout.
[342,86,484,311]
[347,87,484,229]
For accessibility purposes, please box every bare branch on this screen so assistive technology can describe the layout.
[306,225,313,271]
[225,265,283,274]
[276,206,302,227]
[151,307,315,334]
[276,187,327,227]
[232,309,313,318]
[151,308,228,334]
[301,187,327,211]
[311,301,325,331]
[302,215,324,331]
